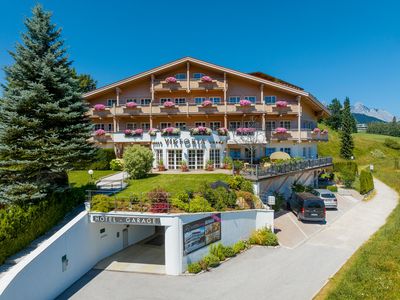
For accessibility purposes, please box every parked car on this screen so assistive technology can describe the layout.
[289,192,326,222]
[311,189,338,209]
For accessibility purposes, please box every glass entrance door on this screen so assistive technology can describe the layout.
[188,150,204,169]
[167,150,182,169]
[209,149,220,168]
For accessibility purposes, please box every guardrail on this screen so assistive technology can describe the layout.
[239,157,333,180]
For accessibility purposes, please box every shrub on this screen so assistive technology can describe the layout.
[212,187,237,210]
[209,243,226,261]
[359,169,374,195]
[89,148,116,170]
[370,149,386,159]
[223,245,236,258]
[110,158,124,171]
[187,262,202,274]
[223,156,233,169]
[334,161,358,177]
[203,254,220,268]
[249,228,279,246]
[232,160,244,171]
[147,188,169,204]
[236,191,255,209]
[232,240,248,254]
[327,185,338,192]
[188,196,213,212]
[228,175,254,194]
[171,195,189,211]
[198,258,209,270]
[384,138,400,150]
[91,194,114,212]
[123,145,154,179]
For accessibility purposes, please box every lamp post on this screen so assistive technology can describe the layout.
[88,169,94,183]
[369,164,374,173]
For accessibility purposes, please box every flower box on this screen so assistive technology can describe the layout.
[201,100,213,107]
[236,127,256,135]
[165,76,177,83]
[163,101,175,108]
[312,128,321,134]
[190,126,212,136]
[94,104,106,111]
[94,129,106,136]
[276,101,288,108]
[275,127,288,134]
[161,127,181,136]
[217,127,228,136]
[239,99,252,107]
[321,129,328,135]
[149,128,158,136]
[200,75,213,83]
[126,102,138,108]
[124,128,143,136]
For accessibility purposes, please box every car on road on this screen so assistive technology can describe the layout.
[289,192,326,222]
[311,189,338,209]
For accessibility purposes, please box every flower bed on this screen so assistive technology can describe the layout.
[239,99,252,107]
[190,126,212,136]
[163,101,175,108]
[217,127,228,136]
[275,127,287,134]
[236,127,255,135]
[126,101,138,108]
[94,129,106,136]
[124,128,143,136]
[276,100,288,108]
[201,75,213,83]
[201,100,213,107]
[161,127,181,136]
[165,76,177,83]
[94,104,106,111]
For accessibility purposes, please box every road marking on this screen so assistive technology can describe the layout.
[288,213,308,238]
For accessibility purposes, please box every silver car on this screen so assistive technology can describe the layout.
[311,189,337,209]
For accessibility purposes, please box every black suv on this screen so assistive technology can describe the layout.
[289,192,326,222]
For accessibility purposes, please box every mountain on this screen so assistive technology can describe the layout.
[352,113,384,124]
[351,102,395,123]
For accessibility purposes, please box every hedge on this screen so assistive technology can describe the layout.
[334,161,358,177]
[0,186,89,264]
[359,169,374,195]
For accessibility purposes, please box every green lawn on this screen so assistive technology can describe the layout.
[68,170,118,187]
[316,129,400,299]
[116,173,231,197]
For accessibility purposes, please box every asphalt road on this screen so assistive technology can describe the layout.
[58,179,397,300]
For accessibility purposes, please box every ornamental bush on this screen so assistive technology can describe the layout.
[123,145,154,179]
[203,254,220,268]
[110,159,124,171]
[359,170,374,195]
[248,228,279,246]
[188,196,213,213]
[187,262,202,274]
[91,194,114,212]
[327,185,338,192]
[232,240,248,254]
[222,245,236,258]
[227,175,254,194]
[209,243,226,261]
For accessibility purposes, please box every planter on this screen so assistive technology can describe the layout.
[94,104,106,111]
[190,127,212,136]
[163,101,175,108]
[206,165,214,171]
[181,165,189,172]
[158,165,166,171]
[239,99,252,107]
[165,76,177,83]
[200,76,213,83]
[126,102,138,108]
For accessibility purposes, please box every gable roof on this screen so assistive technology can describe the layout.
[83,56,330,116]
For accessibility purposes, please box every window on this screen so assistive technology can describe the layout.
[168,150,183,170]
[244,96,256,103]
[244,121,257,128]
[175,73,186,80]
[155,149,163,164]
[264,96,276,105]
[175,122,186,130]
[229,149,241,159]
[107,99,117,107]
[209,97,221,104]
[280,121,291,130]
[160,123,171,129]
[141,123,150,130]
[188,150,204,169]
[229,96,241,104]
[210,122,221,130]
[280,147,291,156]
[195,97,206,105]
[160,98,171,104]
[126,98,137,104]
[265,147,276,157]
[266,121,276,131]
[126,123,137,130]
[209,149,221,168]
[245,148,255,160]
[94,124,112,131]
[174,98,186,105]
[140,98,151,105]
[229,121,241,130]
[193,73,204,79]
[195,122,206,127]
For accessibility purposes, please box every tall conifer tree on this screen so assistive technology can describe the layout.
[340,97,355,159]
[0,5,95,204]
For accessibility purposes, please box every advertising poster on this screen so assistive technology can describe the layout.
[183,213,221,255]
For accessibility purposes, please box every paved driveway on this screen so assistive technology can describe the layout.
[58,179,398,300]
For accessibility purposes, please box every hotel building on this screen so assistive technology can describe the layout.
[84,57,329,169]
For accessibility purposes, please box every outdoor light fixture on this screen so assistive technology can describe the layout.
[88,169,94,182]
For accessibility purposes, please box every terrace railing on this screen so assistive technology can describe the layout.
[239,157,333,180]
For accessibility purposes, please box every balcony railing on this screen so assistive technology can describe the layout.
[240,157,333,180]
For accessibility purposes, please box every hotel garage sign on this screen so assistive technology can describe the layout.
[90,214,161,226]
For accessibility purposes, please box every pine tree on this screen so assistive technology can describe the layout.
[0,5,95,205]
[325,98,342,130]
[71,68,97,93]
[340,97,355,159]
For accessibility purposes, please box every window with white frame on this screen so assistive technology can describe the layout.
[280,147,291,156]
[280,121,291,130]
[160,122,171,129]
[107,99,117,107]
[266,121,276,131]
[210,122,221,130]
[160,98,171,104]
[229,96,241,104]
[155,149,163,164]
[175,122,186,130]
[195,97,206,105]
[140,98,151,105]
[193,73,204,79]
[264,96,276,105]
[195,122,206,127]
[126,98,137,104]
[94,123,113,131]
[126,123,137,130]
[209,149,221,168]
[175,73,186,80]
[141,123,150,130]
[244,96,256,103]
[244,148,256,160]
[265,147,276,157]
[174,98,186,105]
[244,121,257,128]
[229,121,241,130]
[209,97,221,104]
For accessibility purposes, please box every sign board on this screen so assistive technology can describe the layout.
[183,213,221,256]
[90,214,161,225]
[267,196,276,206]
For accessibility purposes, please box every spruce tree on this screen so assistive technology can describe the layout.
[340,97,355,159]
[0,5,95,204]
[325,98,342,130]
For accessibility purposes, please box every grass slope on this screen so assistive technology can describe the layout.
[316,128,400,299]
[68,170,118,187]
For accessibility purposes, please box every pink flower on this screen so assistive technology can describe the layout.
[165,76,177,83]
[236,127,256,135]
[94,104,106,111]
[134,128,144,135]
[217,127,228,136]
[126,101,137,108]
[276,101,288,108]
[321,129,328,134]
[202,100,213,107]
[163,101,175,108]
[313,128,321,134]
[275,127,287,134]
[95,129,106,136]
[201,76,213,83]
[124,129,132,135]
[239,99,252,106]
[165,127,174,133]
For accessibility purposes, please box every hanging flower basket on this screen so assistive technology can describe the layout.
[217,127,228,136]
[236,127,256,135]
[165,76,177,83]
[201,75,213,83]
[94,104,106,111]
[126,102,138,108]
[190,126,212,136]
[148,128,158,136]
[275,127,288,134]
[163,101,175,108]
[161,127,181,136]
[124,128,143,136]
[312,128,321,134]
[276,101,288,108]
[239,99,252,107]
[94,129,106,136]
[201,100,213,107]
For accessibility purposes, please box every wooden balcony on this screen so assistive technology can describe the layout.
[153,78,225,92]
[87,107,114,119]
[189,78,224,91]
[114,105,152,116]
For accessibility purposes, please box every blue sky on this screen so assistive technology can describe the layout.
[1,0,399,115]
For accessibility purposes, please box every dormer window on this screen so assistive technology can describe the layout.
[175,73,186,80]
